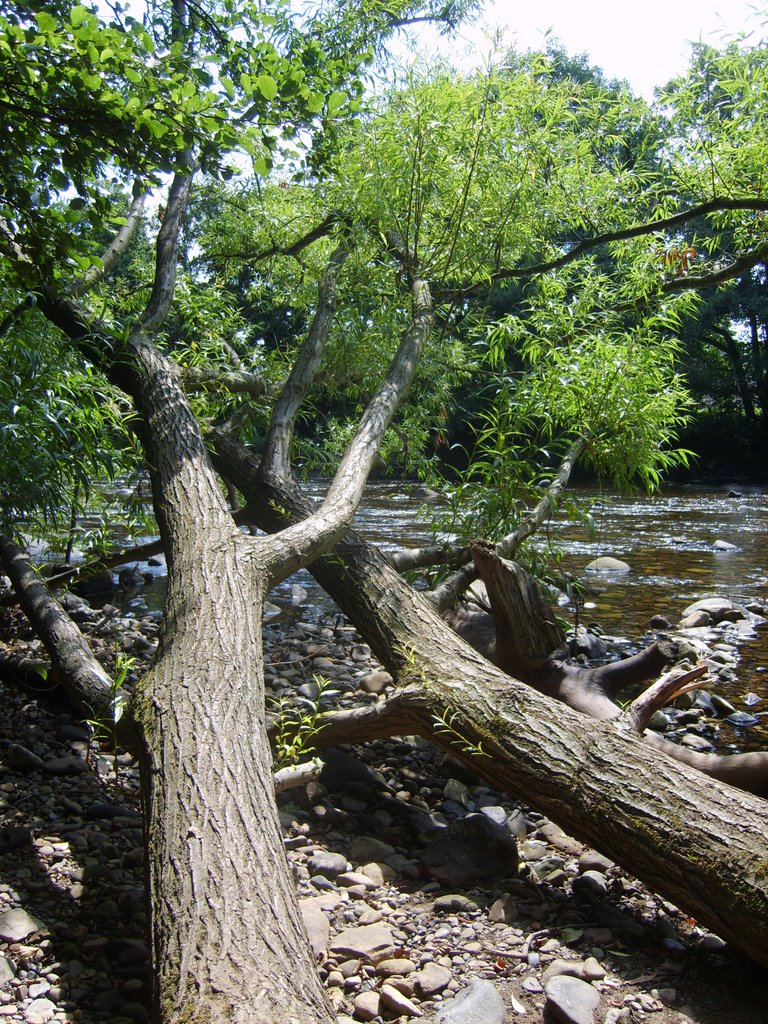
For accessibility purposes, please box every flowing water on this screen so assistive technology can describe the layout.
[48,478,768,750]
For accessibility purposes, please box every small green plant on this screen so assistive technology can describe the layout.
[84,653,134,786]
[431,706,486,758]
[268,674,337,771]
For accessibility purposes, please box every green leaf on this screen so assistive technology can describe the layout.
[327,89,347,116]
[70,5,89,27]
[254,75,278,101]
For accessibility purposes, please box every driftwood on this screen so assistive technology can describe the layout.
[467,539,768,797]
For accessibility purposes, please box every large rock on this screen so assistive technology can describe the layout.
[681,597,739,624]
[299,896,332,955]
[420,814,519,886]
[544,974,600,1024]
[435,979,506,1023]
[6,744,43,772]
[584,556,630,573]
[0,908,44,942]
[329,922,396,960]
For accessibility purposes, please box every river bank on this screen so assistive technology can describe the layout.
[0,593,767,1024]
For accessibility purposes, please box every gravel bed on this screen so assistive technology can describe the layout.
[0,598,766,1024]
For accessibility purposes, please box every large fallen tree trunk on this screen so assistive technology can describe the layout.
[213,434,768,969]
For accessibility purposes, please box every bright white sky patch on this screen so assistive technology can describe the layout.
[406,0,765,98]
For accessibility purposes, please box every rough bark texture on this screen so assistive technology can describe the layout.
[30,293,334,1024]
[314,590,768,968]
[123,338,333,1024]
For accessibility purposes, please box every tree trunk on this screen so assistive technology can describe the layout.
[311,584,768,969]
[214,444,768,968]
[30,297,334,1024]
[121,339,333,1024]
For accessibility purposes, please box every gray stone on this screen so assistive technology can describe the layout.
[678,610,712,628]
[681,597,733,622]
[578,850,614,873]
[43,754,87,775]
[521,838,549,861]
[353,991,380,1021]
[320,753,382,798]
[478,805,507,828]
[698,933,727,952]
[415,961,452,996]
[0,954,15,984]
[572,870,609,899]
[307,850,348,878]
[544,975,600,1024]
[380,983,423,1017]
[23,998,57,1024]
[584,556,630,573]
[358,670,393,694]
[0,907,44,941]
[299,896,332,955]
[433,894,479,914]
[347,835,396,863]
[376,958,416,977]
[488,894,517,924]
[712,539,738,551]
[541,959,586,984]
[421,815,518,886]
[0,825,33,853]
[435,979,506,1023]
[6,744,44,771]
[329,922,395,960]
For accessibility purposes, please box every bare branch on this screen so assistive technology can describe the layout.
[273,759,323,794]
[72,189,147,297]
[620,664,709,734]
[140,169,196,332]
[258,272,434,584]
[180,365,272,396]
[260,241,350,482]
[389,543,470,573]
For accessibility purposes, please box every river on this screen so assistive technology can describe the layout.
[81,478,768,750]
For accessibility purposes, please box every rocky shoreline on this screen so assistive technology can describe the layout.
[0,592,766,1024]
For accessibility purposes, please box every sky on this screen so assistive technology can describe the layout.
[412,0,766,99]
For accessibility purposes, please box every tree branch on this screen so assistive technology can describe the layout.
[445,197,768,298]
[273,759,323,794]
[72,188,147,297]
[620,664,709,734]
[258,272,434,584]
[659,237,768,295]
[208,213,340,266]
[140,169,195,332]
[260,241,350,483]
[0,534,113,720]
[179,364,272,396]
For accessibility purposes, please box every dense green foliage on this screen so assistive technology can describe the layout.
[1,0,767,559]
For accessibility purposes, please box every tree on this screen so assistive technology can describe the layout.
[2,7,768,1024]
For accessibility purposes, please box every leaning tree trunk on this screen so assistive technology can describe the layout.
[32,296,334,1024]
[121,338,333,1024]
[214,440,768,969]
